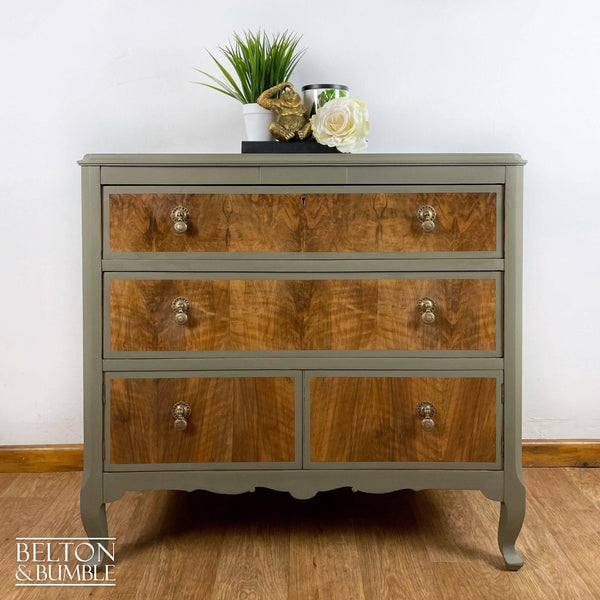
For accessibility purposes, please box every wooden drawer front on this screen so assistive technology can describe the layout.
[308,375,498,465]
[108,275,498,353]
[108,376,298,466]
[107,191,497,254]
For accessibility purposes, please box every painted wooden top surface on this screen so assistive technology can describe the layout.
[78,153,526,166]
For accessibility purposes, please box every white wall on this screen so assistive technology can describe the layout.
[0,0,598,444]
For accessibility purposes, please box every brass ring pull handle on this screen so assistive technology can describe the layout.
[171,297,190,325]
[170,206,190,233]
[417,205,436,232]
[417,297,437,324]
[417,401,436,431]
[172,402,191,431]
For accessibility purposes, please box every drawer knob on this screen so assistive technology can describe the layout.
[417,401,436,431]
[172,402,191,431]
[171,296,190,325]
[417,297,437,324]
[417,205,436,232]
[170,206,190,233]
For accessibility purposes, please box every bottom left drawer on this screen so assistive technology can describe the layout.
[104,372,302,470]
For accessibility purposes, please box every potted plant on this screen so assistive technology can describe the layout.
[195,30,306,141]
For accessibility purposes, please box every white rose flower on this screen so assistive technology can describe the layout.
[310,97,369,153]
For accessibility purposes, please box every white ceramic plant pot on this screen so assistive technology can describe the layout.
[242,103,274,141]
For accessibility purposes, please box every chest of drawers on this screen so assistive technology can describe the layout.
[79,153,525,570]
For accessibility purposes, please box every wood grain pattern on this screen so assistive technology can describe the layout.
[309,377,497,463]
[109,278,497,352]
[0,445,83,472]
[522,440,600,467]
[3,469,598,600]
[108,192,497,253]
[109,377,296,464]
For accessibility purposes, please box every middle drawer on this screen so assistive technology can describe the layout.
[105,272,501,356]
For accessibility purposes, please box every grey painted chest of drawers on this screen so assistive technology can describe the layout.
[79,153,526,569]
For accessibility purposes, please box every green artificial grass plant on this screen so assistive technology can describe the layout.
[194,30,306,104]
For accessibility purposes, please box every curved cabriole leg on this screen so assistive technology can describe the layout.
[80,474,109,568]
[498,479,526,570]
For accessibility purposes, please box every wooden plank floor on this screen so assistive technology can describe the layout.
[1,468,598,599]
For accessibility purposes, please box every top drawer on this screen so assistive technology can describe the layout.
[104,186,502,257]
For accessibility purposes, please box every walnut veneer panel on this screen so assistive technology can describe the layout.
[109,278,497,352]
[108,192,496,253]
[309,377,497,463]
[109,377,296,464]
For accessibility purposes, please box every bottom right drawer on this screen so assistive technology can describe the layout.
[306,372,501,468]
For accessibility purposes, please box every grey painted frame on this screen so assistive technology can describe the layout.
[80,165,109,566]
[102,184,504,261]
[103,270,503,359]
[103,469,505,504]
[102,357,504,372]
[302,370,503,470]
[99,165,506,185]
[102,257,505,273]
[103,370,303,471]
[79,152,526,166]
[80,153,525,569]
[498,165,526,569]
